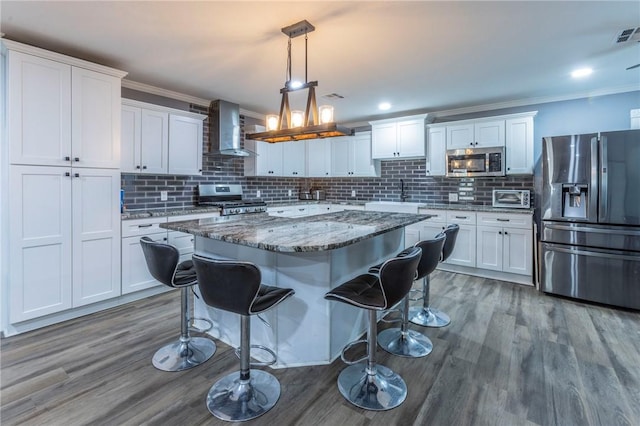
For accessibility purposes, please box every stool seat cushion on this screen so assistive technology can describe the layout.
[173,260,197,287]
[250,285,296,314]
[325,274,385,310]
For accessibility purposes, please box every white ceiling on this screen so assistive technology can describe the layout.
[1,1,639,124]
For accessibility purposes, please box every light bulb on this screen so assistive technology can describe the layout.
[266,114,279,131]
[291,110,304,128]
[319,105,334,124]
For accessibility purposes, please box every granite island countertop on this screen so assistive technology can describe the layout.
[161,210,430,252]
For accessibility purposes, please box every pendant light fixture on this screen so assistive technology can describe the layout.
[245,19,353,143]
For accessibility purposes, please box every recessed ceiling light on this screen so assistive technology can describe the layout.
[571,68,593,78]
[378,102,391,110]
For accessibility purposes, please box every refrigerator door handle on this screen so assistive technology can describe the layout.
[544,223,640,236]
[546,244,639,261]
[598,135,608,222]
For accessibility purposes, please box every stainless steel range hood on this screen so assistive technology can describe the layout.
[208,100,255,157]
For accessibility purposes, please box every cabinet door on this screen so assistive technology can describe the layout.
[168,231,195,263]
[282,141,306,176]
[72,168,121,306]
[141,109,169,174]
[474,120,505,147]
[444,224,476,267]
[447,124,474,149]
[505,116,534,174]
[121,105,141,173]
[331,137,351,177]
[503,227,533,275]
[397,119,425,157]
[254,141,283,176]
[8,51,72,167]
[405,224,421,248]
[71,67,121,168]
[306,139,332,177]
[420,222,447,240]
[352,133,379,177]
[9,166,73,322]
[476,225,503,272]
[168,114,203,175]
[371,122,397,159]
[121,233,167,294]
[426,127,446,176]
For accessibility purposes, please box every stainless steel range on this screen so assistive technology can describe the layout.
[198,184,266,216]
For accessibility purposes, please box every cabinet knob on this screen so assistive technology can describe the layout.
[499,231,502,235]
[504,231,509,235]
[507,167,510,171]
[74,157,80,162]
[142,165,147,170]
[64,156,71,161]
[136,165,141,169]
[74,173,80,178]
[64,172,71,177]
[199,169,202,172]
[470,143,474,146]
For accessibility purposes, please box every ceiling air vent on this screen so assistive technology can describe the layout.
[322,93,345,99]
[615,27,640,43]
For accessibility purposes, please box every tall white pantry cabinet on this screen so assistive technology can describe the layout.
[3,40,127,324]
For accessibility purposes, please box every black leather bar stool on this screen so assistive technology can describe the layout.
[192,254,295,422]
[375,234,446,357]
[325,247,421,411]
[140,237,216,372]
[409,224,459,328]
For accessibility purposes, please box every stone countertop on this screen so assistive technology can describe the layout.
[161,210,430,253]
[417,203,533,214]
[121,206,221,220]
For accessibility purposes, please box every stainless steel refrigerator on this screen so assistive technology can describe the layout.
[540,129,640,309]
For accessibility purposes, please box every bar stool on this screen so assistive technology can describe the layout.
[140,237,216,372]
[375,234,446,357]
[192,254,295,422]
[324,247,421,411]
[409,224,459,328]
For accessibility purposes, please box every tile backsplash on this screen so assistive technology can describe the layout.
[121,106,533,211]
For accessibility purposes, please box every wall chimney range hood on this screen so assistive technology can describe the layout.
[209,100,255,157]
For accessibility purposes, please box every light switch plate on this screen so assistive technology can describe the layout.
[256,190,261,198]
[449,193,458,202]
[351,190,356,197]
[160,191,168,201]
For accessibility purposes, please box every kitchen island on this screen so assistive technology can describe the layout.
[162,210,429,367]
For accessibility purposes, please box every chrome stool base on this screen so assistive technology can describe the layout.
[377,328,433,358]
[207,369,281,422]
[337,363,407,411]
[409,306,450,328]
[152,337,216,372]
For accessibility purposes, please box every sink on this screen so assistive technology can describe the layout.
[364,201,422,214]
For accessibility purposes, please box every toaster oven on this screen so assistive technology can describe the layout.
[492,189,531,209]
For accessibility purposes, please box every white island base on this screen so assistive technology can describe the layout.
[193,228,405,368]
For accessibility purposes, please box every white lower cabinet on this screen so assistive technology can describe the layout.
[9,165,121,322]
[121,212,218,294]
[444,211,477,268]
[476,213,532,276]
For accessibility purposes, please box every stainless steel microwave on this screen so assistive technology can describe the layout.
[445,147,505,177]
[492,189,530,209]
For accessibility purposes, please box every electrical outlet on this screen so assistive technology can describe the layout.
[160,191,168,201]
[449,193,458,202]
[351,190,356,197]
[256,190,261,198]
[288,189,292,197]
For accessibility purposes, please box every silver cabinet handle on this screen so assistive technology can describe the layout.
[138,224,153,228]
[455,216,468,219]
[496,218,510,222]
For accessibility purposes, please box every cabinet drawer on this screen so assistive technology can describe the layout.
[476,212,531,228]
[122,217,167,237]
[418,209,447,223]
[446,211,476,225]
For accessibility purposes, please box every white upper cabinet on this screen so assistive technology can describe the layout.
[6,46,125,168]
[120,99,204,175]
[505,114,535,175]
[306,138,332,177]
[244,140,284,176]
[168,114,204,175]
[426,126,446,176]
[447,119,505,149]
[282,141,306,177]
[370,114,428,159]
[331,132,381,177]
[71,67,122,168]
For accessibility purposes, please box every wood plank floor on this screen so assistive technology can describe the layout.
[2,271,639,425]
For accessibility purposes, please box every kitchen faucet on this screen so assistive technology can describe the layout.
[400,179,408,202]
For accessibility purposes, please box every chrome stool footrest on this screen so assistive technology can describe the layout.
[340,339,369,365]
[190,317,214,333]
[235,344,278,367]
[408,288,424,302]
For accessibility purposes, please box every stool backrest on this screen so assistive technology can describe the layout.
[414,233,447,280]
[140,236,180,288]
[379,246,422,309]
[441,224,460,262]
[192,254,262,316]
